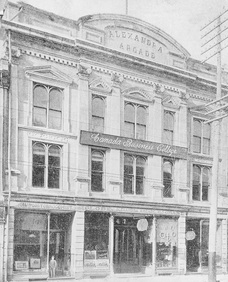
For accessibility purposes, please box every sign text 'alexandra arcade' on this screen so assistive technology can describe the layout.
[80,131,187,159]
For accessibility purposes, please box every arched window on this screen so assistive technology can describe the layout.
[192,165,210,201]
[91,150,104,192]
[92,96,105,132]
[124,102,147,139]
[124,154,146,195]
[33,84,62,130]
[163,160,173,198]
[32,142,61,189]
[163,111,174,145]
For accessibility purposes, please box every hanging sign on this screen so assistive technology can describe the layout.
[137,218,148,231]
[186,230,196,241]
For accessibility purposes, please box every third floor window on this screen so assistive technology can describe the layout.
[193,119,211,155]
[124,102,147,139]
[33,84,63,130]
[163,111,174,145]
[92,95,105,132]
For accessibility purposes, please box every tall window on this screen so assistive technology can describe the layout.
[163,160,173,198]
[193,119,211,154]
[192,165,210,201]
[124,103,147,139]
[91,150,104,192]
[33,84,62,130]
[92,96,105,132]
[163,111,174,145]
[124,154,146,195]
[32,142,61,189]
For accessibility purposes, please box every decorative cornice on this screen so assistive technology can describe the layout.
[89,76,112,94]
[122,86,154,103]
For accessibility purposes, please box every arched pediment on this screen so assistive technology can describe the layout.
[89,77,112,94]
[122,87,154,103]
[25,65,73,85]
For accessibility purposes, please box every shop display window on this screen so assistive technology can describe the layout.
[84,213,109,270]
[156,218,177,268]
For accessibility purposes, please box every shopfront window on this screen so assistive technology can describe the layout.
[14,211,73,277]
[84,213,109,271]
[156,218,177,268]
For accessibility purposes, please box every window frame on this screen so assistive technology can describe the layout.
[32,141,62,190]
[163,110,175,145]
[192,164,211,202]
[91,149,105,192]
[33,83,63,130]
[124,101,147,140]
[91,94,106,132]
[123,153,146,195]
[192,118,211,155]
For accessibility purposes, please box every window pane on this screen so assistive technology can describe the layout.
[137,106,146,125]
[48,167,60,188]
[193,166,201,201]
[33,85,48,107]
[32,143,45,187]
[193,136,201,153]
[203,123,211,139]
[203,138,210,155]
[163,130,173,145]
[136,176,144,195]
[92,116,104,132]
[48,110,62,130]
[125,103,135,123]
[163,161,172,198]
[136,124,146,139]
[124,155,133,194]
[33,107,47,127]
[193,120,202,136]
[202,168,209,201]
[164,112,174,130]
[91,172,103,192]
[91,151,104,192]
[136,157,145,195]
[124,122,135,138]
[92,97,105,117]
[49,88,62,111]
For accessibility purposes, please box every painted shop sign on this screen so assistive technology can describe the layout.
[13,202,76,211]
[106,27,169,64]
[80,131,188,159]
[77,205,180,216]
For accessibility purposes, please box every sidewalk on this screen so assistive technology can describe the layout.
[45,273,228,282]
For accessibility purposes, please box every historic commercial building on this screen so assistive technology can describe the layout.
[1,1,228,281]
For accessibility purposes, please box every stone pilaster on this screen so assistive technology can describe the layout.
[109,215,114,275]
[221,218,228,273]
[71,211,85,279]
[177,213,186,274]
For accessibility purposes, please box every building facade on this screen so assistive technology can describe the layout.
[1,1,228,281]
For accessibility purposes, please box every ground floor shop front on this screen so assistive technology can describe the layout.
[6,201,228,281]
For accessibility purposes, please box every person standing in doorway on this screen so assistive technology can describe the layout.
[49,255,57,277]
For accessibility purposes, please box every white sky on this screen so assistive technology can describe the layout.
[10,0,228,65]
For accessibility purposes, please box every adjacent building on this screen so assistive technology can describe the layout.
[1,1,228,281]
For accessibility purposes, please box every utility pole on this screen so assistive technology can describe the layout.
[201,9,228,282]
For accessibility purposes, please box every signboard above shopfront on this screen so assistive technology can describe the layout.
[80,131,188,159]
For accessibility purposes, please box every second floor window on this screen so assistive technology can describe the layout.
[192,165,210,201]
[163,111,174,145]
[32,142,61,189]
[124,154,146,195]
[163,160,173,198]
[91,150,104,192]
[33,84,63,130]
[92,96,105,132]
[193,119,211,155]
[124,102,147,139]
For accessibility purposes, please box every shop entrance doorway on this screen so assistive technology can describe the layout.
[186,219,209,272]
[113,217,152,273]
